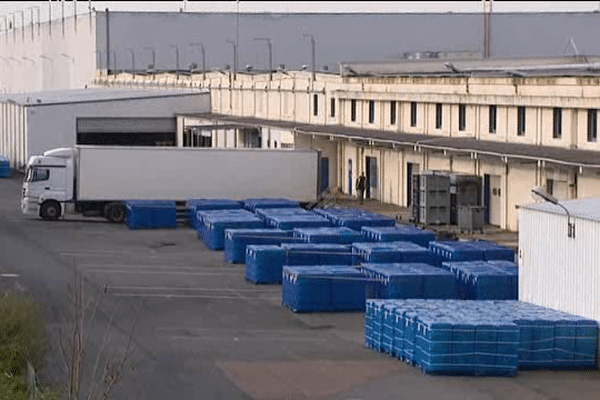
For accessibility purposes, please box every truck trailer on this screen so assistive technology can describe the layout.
[21,146,320,222]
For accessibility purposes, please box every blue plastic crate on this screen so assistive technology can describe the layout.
[441,261,518,300]
[314,208,395,230]
[362,225,437,247]
[352,241,433,264]
[0,156,9,178]
[243,198,301,211]
[293,227,366,244]
[468,240,515,262]
[429,241,485,266]
[224,229,297,263]
[246,245,287,284]
[268,214,332,230]
[186,199,243,227]
[201,211,265,250]
[126,200,177,229]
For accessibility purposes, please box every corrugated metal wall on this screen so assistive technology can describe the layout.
[0,102,27,170]
[519,207,600,322]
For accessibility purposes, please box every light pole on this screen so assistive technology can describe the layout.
[170,44,180,80]
[226,39,237,81]
[254,37,272,81]
[302,33,316,81]
[531,187,575,238]
[126,48,135,76]
[189,43,206,81]
[143,46,156,79]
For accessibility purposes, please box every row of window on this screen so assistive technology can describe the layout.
[314,95,599,143]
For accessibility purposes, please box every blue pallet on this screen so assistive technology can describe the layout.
[245,243,356,284]
[441,261,518,300]
[362,225,437,247]
[314,208,396,230]
[268,215,332,230]
[352,241,433,264]
[467,240,515,262]
[194,208,250,230]
[224,229,297,263]
[201,211,265,250]
[293,227,366,244]
[243,198,301,211]
[429,241,485,266]
[126,200,177,229]
[360,263,458,300]
[186,199,243,227]
[282,265,367,313]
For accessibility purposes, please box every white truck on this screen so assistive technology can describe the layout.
[21,146,321,222]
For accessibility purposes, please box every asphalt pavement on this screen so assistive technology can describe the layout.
[1,174,599,399]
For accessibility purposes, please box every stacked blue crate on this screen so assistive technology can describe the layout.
[126,200,177,229]
[314,208,395,230]
[282,265,367,312]
[268,214,332,230]
[364,300,599,375]
[224,229,297,263]
[200,210,264,250]
[245,243,355,284]
[352,241,433,264]
[243,198,301,211]
[429,241,485,266]
[467,240,515,262]
[362,225,437,247]
[186,199,242,228]
[441,260,518,300]
[0,155,9,178]
[359,263,457,300]
[293,227,365,244]
[255,207,312,225]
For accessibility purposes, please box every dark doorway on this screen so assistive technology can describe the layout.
[320,157,329,194]
[483,174,491,224]
[348,159,353,196]
[365,156,378,199]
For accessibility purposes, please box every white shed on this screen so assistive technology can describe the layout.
[0,88,209,170]
[519,198,600,322]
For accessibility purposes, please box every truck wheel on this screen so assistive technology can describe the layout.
[40,201,61,221]
[106,203,126,223]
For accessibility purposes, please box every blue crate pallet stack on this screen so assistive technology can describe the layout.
[0,155,9,178]
[186,199,243,228]
[255,207,312,225]
[224,228,298,263]
[245,243,355,284]
[268,213,332,230]
[365,300,599,376]
[362,225,437,248]
[429,241,485,266]
[282,265,368,312]
[441,260,518,300]
[359,263,457,300]
[199,210,264,250]
[126,200,177,229]
[352,241,433,264]
[293,227,366,244]
[314,208,395,230]
[468,240,515,262]
[243,198,301,211]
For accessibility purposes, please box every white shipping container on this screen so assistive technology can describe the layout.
[519,198,600,322]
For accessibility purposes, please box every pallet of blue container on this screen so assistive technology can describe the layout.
[0,155,9,178]
[314,208,396,230]
[267,214,333,230]
[441,260,518,300]
[359,263,458,300]
[429,241,485,266]
[467,240,515,262]
[282,265,368,313]
[125,200,177,229]
[223,228,299,263]
[245,243,356,284]
[243,198,301,211]
[199,210,264,250]
[361,225,437,248]
[186,198,243,228]
[352,241,433,264]
[364,299,599,376]
[195,209,253,238]
[293,227,366,244]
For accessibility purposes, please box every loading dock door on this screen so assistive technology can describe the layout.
[488,175,502,226]
[76,117,177,146]
[365,156,379,200]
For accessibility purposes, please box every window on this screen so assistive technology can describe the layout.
[588,109,597,142]
[26,167,50,182]
[435,103,443,129]
[546,179,554,196]
[489,105,497,133]
[458,104,466,131]
[351,99,357,122]
[390,101,397,125]
[330,98,335,118]
[313,94,318,116]
[410,102,417,127]
[553,108,562,139]
[368,100,375,124]
[517,106,526,136]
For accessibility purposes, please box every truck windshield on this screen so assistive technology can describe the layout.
[25,167,50,182]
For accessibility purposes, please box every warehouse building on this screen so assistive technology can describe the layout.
[0,88,209,169]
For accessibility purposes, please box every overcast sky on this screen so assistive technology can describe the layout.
[1,1,600,25]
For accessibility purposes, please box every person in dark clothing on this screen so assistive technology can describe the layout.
[356,173,366,204]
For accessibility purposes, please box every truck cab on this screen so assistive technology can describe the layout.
[21,148,74,220]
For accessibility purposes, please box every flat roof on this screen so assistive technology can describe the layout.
[188,113,600,169]
[0,88,208,107]
[520,197,600,222]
